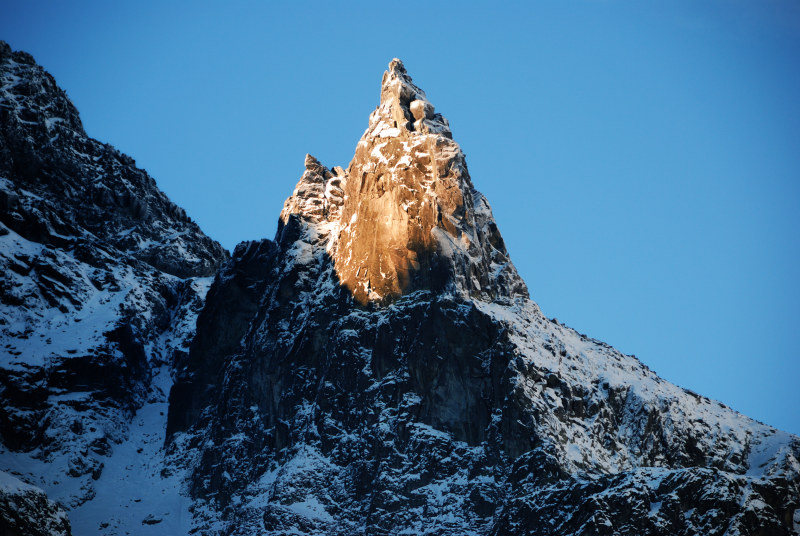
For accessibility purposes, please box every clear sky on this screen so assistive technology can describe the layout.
[2,1,798,435]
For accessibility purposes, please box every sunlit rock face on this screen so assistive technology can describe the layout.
[279,59,527,305]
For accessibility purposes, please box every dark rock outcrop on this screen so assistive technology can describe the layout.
[0,471,71,536]
[0,40,226,278]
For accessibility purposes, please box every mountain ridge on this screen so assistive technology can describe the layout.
[167,59,800,535]
[0,43,797,535]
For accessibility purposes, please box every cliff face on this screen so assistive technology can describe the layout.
[168,60,800,535]
[331,59,527,305]
[0,40,227,533]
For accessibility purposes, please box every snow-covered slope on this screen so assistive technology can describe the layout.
[168,59,800,535]
[0,40,227,533]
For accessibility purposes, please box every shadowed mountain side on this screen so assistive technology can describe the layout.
[168,221,519,448]
[167,200,800,534]
[0,42,227,278]
[0,40,228,531]
[167,239,278,437]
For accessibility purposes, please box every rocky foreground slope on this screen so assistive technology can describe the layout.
[0,40,227,533]
[168,60,800,535]
[0,41,797,535]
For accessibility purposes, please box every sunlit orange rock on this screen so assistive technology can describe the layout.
[280,59,527,305]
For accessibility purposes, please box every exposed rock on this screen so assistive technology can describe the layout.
[410,99,434,121]
[274,58,527,306]
[141,514,163,525]
[0,41,227,277]
[0,471,71,536]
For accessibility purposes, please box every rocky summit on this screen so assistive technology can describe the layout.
[167,59,800,535]
[0,44,798,536]
[276,59,526,307]
[332,59,527,305]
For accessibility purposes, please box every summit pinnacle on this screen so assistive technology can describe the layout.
[280,59,528,304]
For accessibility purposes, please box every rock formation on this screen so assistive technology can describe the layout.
[291,58,527,305]
[0,472,70,536]
[167,59,800,535]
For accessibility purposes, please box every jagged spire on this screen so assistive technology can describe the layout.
[278,59,527,305]
[334,59,526,304]
[368,58,451,140]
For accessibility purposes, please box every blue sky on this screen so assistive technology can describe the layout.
[2,1,798,435]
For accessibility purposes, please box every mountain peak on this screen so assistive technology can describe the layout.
[371,58,452,140]
[388,57,405,73]
[4,41,797,536]
[278,59,527,305]
[173,58,800,535]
